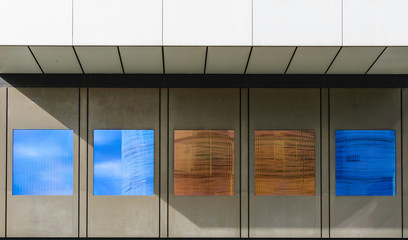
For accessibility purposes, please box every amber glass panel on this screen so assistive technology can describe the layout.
[255,130,315,196]
[174,130,234,196]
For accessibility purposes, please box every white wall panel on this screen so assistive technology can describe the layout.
[163,0,252,46]
[253,0,342,46]
[0,0,72,45]
[343,0,408,46]
[73,0,162,45]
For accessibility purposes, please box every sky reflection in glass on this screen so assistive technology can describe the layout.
[335,130,396,196]
[13,129,74,195]
[93,130,154,196]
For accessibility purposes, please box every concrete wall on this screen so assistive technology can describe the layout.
[0,87,406,237]
[1,0,408,46]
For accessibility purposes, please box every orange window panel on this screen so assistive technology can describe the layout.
[255,130,315,196]
[174,130,234,196]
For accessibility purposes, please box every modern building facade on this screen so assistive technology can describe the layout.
[0,0,408,238]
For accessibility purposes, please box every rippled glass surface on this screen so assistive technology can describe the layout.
[255,130,315,196]
[335,130,396,196]
[13,129,74,195]
[93,130,154,196]
[174,130,235,196]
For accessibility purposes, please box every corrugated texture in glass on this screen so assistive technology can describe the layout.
[13,129,74,195]
[174,130,234,196]
[93,130,154,196]
[255,130,315,196]
[335,130,396,196]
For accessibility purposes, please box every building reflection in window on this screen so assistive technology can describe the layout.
[93,130,154,196]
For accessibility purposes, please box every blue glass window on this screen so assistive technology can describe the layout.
[335,130,396,196]
[13,129,74,195]
[93,130,154,196]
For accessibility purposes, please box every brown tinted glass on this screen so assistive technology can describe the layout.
[255,130,315,196]
[174,130,234,196]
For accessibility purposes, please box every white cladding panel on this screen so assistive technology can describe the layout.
[73,0,162,45]
[163,0,252,46]
[0,0,72,45]
[343,0,408,46]
[253,0,342,46]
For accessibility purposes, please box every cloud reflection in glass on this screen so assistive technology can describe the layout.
[13,129,74,195]
[93,130,154,196]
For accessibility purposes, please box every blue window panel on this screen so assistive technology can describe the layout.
[13,129,74,195]
[93,130,154,196]
[335,130,396,196]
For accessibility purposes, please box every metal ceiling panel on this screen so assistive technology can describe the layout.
[0,46,41,73]
[368,47,408,74]
[74,47,123,74]
[246,47,295,74]
[119,47,163,74]
[286,47,340,74]
[206,47,251,74]
[327,47,385,74]
[164,47,206,74]
[30,47,82,73]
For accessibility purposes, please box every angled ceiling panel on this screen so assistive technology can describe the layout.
[119,47,163,74]
[164,47,206,74]
[74,47,123,74]
[246,47,295,74]
[327,47,385,74]
[368,47,408,74]
[286,47,340,74]
[30,47,82,73]
[0,47,42,73]
[206,47,251,74]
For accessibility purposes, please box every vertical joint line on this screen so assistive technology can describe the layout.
[166,88,169,238]
[204,47,208,74]
[320,88,323,238]
[78,88,81,238]
[247,88,250,237]
[284,47,297,74]
[244,47,253,74]
[239,88,242,238]
[159,89,161,237]
[325,47,342,75]
[73,47,85,74]
[86,88,89,237]
[4,89,6,237]
[328,88,331,237]
[28,46,44,74]
[401,88,404,238]
[162,47,166,75]
[117,47,125,74]
[365,47,387,75]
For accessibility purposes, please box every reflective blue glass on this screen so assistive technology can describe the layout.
[335,130,396,196]
[93,130,154,196]
[13,129,74,195]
